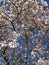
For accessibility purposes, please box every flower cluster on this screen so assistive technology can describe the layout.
[0,0,49,65]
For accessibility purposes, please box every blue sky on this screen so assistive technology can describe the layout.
[45,0,49,5]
